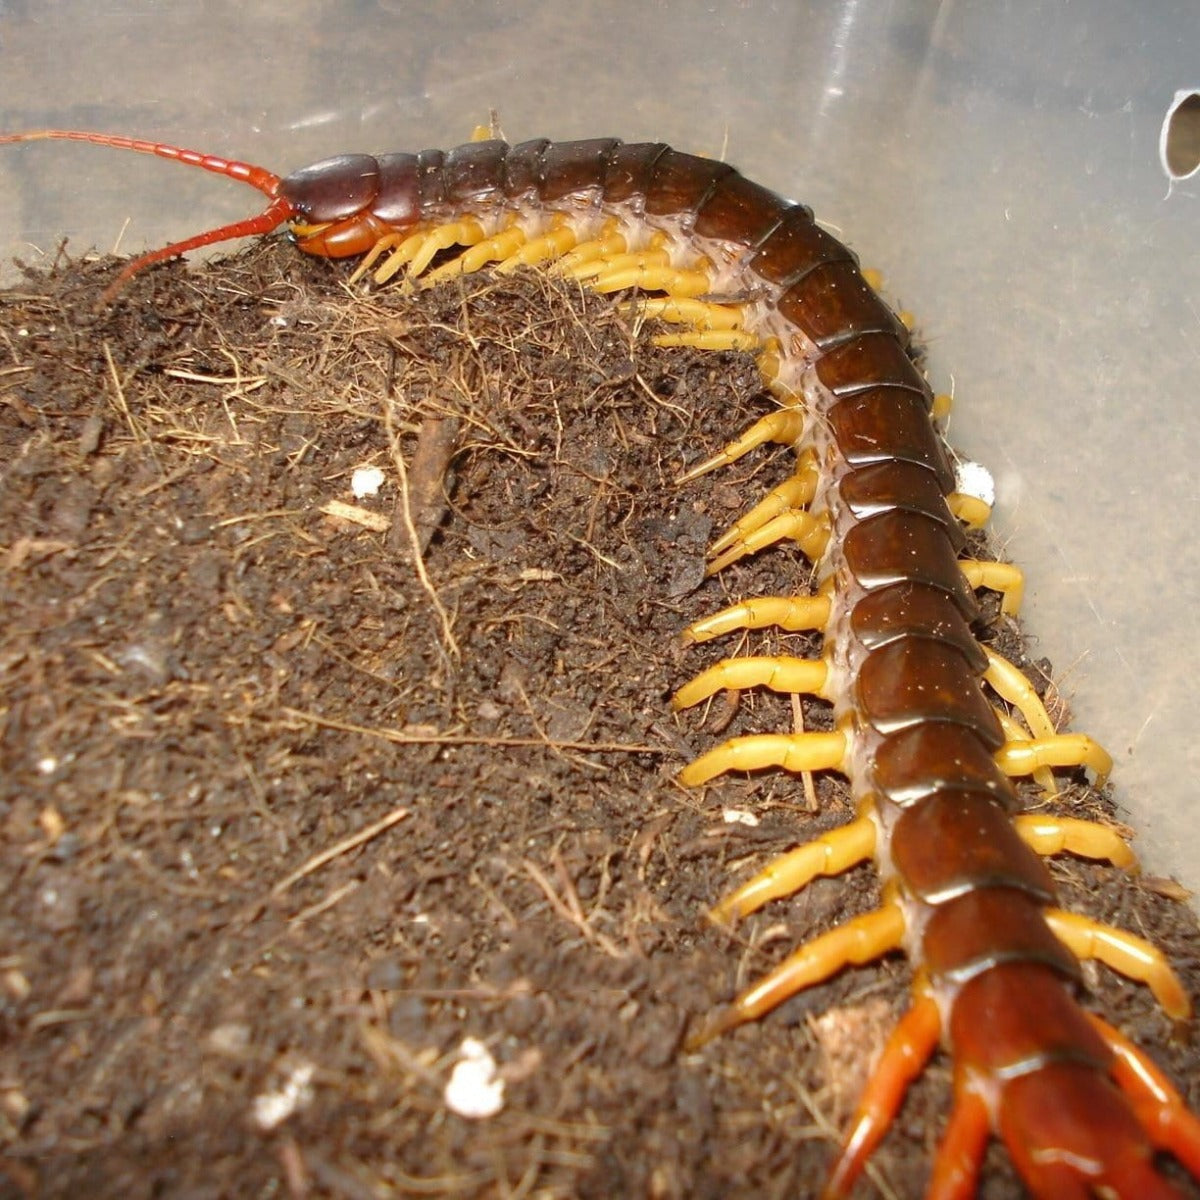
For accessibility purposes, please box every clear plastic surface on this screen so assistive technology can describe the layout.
[2,0,1197,900]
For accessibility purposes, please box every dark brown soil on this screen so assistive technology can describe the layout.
[1,243,1197,1200]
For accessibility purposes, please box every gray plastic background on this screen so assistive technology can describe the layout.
[3,2,1197,903]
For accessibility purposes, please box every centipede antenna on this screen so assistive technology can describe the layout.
[0,129,295,299]
[0,129,283,196]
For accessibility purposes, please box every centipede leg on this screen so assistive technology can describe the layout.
[371,219,487,284]
[821,995,941,1199]
[678,407,806,482]
[551,227,629,274]
[1088,1013,1200,1176]
[925,1087,991,1200]
[708,452,820,556]
[993,709,1058,794]
[653,329,764,351]
[1013,812,1138,870]
[1044,909,1191,1018]
[995,731,1112,786]
[422,224,530,282]
[706,509,830,574]
[566,245,672,281]
[681,593,832,644]
[960,559,1025,615]
[493,221,580,271]
[677,729,846,787]
[408,219,488,278]
[350,231,411,282]
[592,264,713,297]
[634,293,764,349]
[624,295,746,332]
[946,490,991,528]
[708,813,876,924]
[982,646,1056,738]
[687,901,906,1048]
[671,654,829,711]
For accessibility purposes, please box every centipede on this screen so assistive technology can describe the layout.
[3,127,1198,1198]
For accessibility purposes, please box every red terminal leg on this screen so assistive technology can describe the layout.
[822,995,942,1198]
[926,1088,991,1200]
[1088,1012,1200,1178]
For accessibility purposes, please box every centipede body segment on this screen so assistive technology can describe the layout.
[3,127,1198,1198]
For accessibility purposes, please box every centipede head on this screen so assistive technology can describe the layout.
[0,129,420,302]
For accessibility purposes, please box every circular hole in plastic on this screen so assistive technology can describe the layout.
[1159,90,1200,181]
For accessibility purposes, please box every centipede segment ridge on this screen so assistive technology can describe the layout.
[5,128,1198,1198]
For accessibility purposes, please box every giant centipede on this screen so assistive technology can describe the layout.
[3,128,1199,1198]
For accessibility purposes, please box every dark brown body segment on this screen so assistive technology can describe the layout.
[776,259,910,349]
[747,203,858,286]
[538,138,622,200]
[838,461,966,548]
[849,582,986,667]
[871,723,1011,806]
[842,510,976,610]
[827,390,956,488]
[692,171,791,244]
[814,332,932,397]
[890,792,1056,903]
[597,142,670,204]
[922,890,1082,985]
[642,148,736,218]
[855,639,1003,742]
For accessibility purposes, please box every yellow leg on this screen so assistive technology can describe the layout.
[995,710,1058,795]
[652,329,763,351]
[709,457,819,556]
[960,559,1025,616]
[495,220,580,272]
[709,814,877,924]
[1045,909,1191,1019]
[372,230,438,283]
[706,510,830,575]
[995,733,1112,787]
[565,247,671,282]
[985,644,1064,794]
[679,407,806,482]
[947,491,991,528]
[589,264,713,297]
[671,654,829,711]
[407,218,488,278]
[754,344,789,398]
[633,289,753,348]
[681,593,832,645]
[553,229,629,273]
[1013,813,1138,870]
[422,225,529,283]
[686,902,906,1048]
[983,646,1057,738]
[678,729,846,787]
[625,295,746,331]
[350,230,413,282]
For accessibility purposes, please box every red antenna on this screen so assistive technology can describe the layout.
[0,129,296,298]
